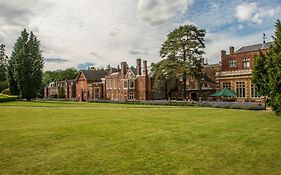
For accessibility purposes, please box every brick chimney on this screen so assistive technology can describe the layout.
[142,60,148,76]
[136,58,141,76]
[229,46,234,54]
[120,61,127,78]
[221,50,226,60]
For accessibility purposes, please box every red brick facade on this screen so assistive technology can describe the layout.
[105,59,152,101]
[76,70,106,101]
[216,42,272,100]
[44,80,76,99]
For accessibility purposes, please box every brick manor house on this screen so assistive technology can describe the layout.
[45,59,152,101]
[105,59,152,101]
[216,41,272,100]
[44,40,272,102]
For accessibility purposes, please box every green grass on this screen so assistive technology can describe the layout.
[0,102,280,174]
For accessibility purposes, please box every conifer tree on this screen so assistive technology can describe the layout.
[9,29,44,100]
[0,44,8,92]
[160,24,205,100]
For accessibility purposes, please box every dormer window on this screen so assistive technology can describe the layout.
[229,60,237,68]
[243,58,250,69]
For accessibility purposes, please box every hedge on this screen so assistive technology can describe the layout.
[0,94,20,103]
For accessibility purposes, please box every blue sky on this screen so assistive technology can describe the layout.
[0,0,280,70]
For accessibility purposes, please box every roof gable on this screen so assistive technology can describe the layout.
[125,68,136,79]
[79,70,107,82]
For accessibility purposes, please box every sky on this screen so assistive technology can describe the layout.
[0,0,281,71]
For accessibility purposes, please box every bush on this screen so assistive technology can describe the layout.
[1,88,10,95]
[0,81,8,93]
[196,101,265,110]
[0,94,20,102]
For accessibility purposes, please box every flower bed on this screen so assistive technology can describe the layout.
[89,99,195,106]
[196,101,266,110]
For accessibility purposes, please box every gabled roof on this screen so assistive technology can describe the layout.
[80,70,107,82]
[235,42,273,53]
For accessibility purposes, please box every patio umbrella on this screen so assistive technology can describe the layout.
[211,88,237,97]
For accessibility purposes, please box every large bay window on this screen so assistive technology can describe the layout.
[236,82,245,97]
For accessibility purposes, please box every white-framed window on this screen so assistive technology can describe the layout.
[243,58,250,69]
[229,59,237,68]
[106,79,109,89]
[129,92,134,99]
[236,82,245,97]
[129,80,135,89]
[124,80,128,89]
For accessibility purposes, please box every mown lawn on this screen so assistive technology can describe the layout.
[0,102,280,175]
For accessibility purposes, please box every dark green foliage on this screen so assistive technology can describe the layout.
[0,44,8,82]
[151,58,187,99]
[0,44,8,93]
[1,88,10,95]
[58,87,66,98]
[159,24,206,99]
[253,51,269,96]
[43,68,79,86]
[253,20,281,115]
[0,81,8,93]
[9,29,44,100]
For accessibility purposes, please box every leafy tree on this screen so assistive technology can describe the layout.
[160,24,206,99]
[267,20,281,115]
[254,20,281,115]
[42,68,79,86]
[151,58,187,100]
[253,51,269,96]
[0,44,8,81]
[10,29,44,100]
[0,44,8,93]
[58,87,66,98]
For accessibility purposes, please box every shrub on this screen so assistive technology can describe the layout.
[0,94,20,102]
[1,88,10,95]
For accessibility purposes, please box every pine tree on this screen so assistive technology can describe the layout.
[267,20,281,115]
[10,29,44,100]
[160,24,205,100]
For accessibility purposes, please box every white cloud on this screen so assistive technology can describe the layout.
[235,3,257,21]
[235,2,279,24]
[137,0,193,25]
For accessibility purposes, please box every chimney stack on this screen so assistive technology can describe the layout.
[221,50,226,60]
[229,46,234,54]
[120,61,127,78]
[142,60,148,76]
[136,58,141,76]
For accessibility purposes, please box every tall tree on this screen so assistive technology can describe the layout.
[10,29,44,100]
[0,44,8,81]
[160,24,205,100]
[151,58,187,100]
[253,51,269,96]
[0,44,8,93]
[267,20,281,115]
